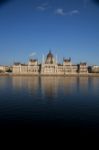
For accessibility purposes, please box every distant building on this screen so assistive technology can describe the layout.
[78,63,88,73]
[12,51,88,75]
[91,65,99,73]
[0,65,9,73]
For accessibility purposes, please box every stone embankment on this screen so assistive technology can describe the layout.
[0,73,99,77]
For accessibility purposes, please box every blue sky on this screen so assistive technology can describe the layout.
[0,0,99,65]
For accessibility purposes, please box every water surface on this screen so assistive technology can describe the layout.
[0,76,99,133]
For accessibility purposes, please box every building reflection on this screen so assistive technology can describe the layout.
[40,77,59,99]
[77,77,89,95]
[63,77,78,95]
[12,76,39,95]
[12,76,99,99]
[90,77,99,95]
[40,77,78,98]
[0,77,8,88]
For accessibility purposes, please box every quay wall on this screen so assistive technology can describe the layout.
[0,73,99,77]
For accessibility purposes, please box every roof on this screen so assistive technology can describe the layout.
[29,59,37,62]
[92,65,99,68]
[21,64,27,66]
[14,62,21,65]
[63,57,71,62]
[58,63,62,66]
[47,51,53,58]
[80,62,87,65]
[14,62,27,66]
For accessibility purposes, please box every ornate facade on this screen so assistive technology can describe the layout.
[13,51,88,75]
[0,65,9,73]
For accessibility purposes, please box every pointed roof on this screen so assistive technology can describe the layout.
[47,50,53,58]
[29,59,37,62]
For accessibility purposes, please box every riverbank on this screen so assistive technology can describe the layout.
[0,73,99,77]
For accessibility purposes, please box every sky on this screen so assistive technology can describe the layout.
[0,0,99,66]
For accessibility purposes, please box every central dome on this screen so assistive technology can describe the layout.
[45,51,55,64]
[47,51,53,58]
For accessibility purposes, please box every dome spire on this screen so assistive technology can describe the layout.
[45,51,54,64]
[49,50,51,54]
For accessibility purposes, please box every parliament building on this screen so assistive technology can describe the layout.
[13,51,88,75]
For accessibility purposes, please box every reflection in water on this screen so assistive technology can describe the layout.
[41,77,56,99]
[0,76,99,131]
[11,76,99,98]
[77,77,89,94]
[63,77,78,95]
[12,76,39,93]
[90,77,99,95]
